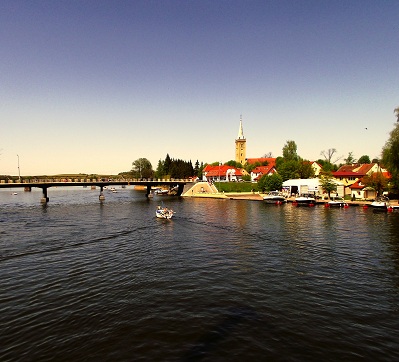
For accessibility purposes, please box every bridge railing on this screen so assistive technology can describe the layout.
[1,178,195,184]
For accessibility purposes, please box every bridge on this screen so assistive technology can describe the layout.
[0,179,192,203]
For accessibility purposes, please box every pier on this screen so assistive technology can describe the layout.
[0,179,192,204]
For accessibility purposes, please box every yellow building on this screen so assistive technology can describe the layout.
[235,116,246,165]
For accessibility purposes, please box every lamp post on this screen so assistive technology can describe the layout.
[219,161,221,192]
[17,154,21,183]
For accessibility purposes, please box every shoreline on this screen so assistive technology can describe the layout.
[183,192,399,206]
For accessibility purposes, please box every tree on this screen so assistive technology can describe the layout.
[262,152,273,158]
[362,172,388,197]
[225,160,243,168]
[164,154,172,176]
[257,173,283,193]
[344,152,356,164]
[382,122,399,189]
[357,155,371,164]
[277,159,301,181]
[155,159,164,179]
[394,106,399,122]
[320,148,342,164]
[316,159,337,172]
[282,140,298,161]
[132,158,153,179]
[194,160,200,177]
[297,160,315,179]
[319,172,337,199]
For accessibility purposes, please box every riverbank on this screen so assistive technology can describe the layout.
[183,190,399,207]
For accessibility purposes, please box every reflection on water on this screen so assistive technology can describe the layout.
[1,190,399,361]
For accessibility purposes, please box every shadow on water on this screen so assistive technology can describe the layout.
[181,306,259,361]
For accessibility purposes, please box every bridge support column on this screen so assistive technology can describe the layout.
[176,184,184,196]
[40,187,49,204]
[99,186,105,201]
[146,185,151,198]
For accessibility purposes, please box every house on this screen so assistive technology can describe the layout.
[349,179,377,200]
[310,161,322,176]
[202,165,244,182]
[251,165,277,182]
[332,163,389,196]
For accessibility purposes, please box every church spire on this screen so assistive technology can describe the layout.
[237,114,245,140]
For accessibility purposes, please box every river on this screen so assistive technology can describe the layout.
[1,187,399,361]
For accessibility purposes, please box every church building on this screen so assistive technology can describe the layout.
[235,116,246,165]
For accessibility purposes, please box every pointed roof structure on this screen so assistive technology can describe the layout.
[237,115,245,140]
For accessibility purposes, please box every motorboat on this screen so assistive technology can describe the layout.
[370,196,392,210]
[154,188,169,195]
[263,191,286,204]
[156,206,174,219]
[294,193,316,206]
[326,199,349,208]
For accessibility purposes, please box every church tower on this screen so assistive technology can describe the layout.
[235,115,246,165]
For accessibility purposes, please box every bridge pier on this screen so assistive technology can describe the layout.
[177,184,184,196]
[40,187,49,204]
[99,186,105,201]
[146,185,151,198]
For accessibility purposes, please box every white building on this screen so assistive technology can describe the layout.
[282,178,345,198]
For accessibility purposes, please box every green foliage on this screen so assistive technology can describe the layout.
[257,173,283,192]
[225,160,243,168]
[282,140,298,161]
[382,122,399,189]
[344,152,356,164]
[132,158,153,178]
[245,160,269,173]
[276,159,300,181]
[362,172,388,196]
[316,159,338,172]
[358,155,371,164]
[155,154,195,179]
[319,172,337,198]
[242,174,251,182]
[297,160,315,179]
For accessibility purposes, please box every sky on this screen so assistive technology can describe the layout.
[1,0,399,176]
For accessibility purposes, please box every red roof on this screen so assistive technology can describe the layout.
[337,165,358,172]
[252,165,276,175]
[246,158,276,166]
[349,180,365,189]
[204,165,243,177]
[332,171,365,178]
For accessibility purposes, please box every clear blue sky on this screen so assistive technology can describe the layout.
[1,0,398,175]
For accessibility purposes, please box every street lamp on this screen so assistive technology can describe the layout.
[17,154,21,183]
[219,161,221,192]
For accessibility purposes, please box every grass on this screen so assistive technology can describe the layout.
[215,182,257,193]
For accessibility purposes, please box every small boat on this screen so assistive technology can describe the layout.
[154,188,169,195]
[12,192,18,195]
[326,200,349,208]
[263,191,286,204]
[156,206,174,219]
[370,196,392,210]
[294,193,316,206]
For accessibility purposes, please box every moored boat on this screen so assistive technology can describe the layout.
[326,200,349,208]
[294,193,316,206]
[263,191,286,204]
[370,196,392,211]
